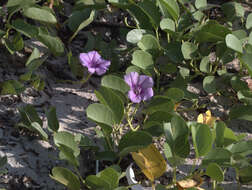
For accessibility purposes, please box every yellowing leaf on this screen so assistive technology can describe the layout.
[176,176,204,190]
[174,102,180,111]
[131,144,167,182]
[197,110,216,127]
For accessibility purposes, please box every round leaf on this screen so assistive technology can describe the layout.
[126,29,146,44]
[225,34,243,53]
[137,34,159,52]
[101,75,130,93]
[160,18,175,33]
[86,103,115,127]
[206,163,224,182]
[203,76,217,93]
[181,42,198,60]
[131,50,154,70]
[164,88,184,102]
[202,148,231,166]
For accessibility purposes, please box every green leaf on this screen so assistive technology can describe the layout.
[101,75,130,94]
[0,29,5,38]
[225,34,243,53]
[238,166,252,184]
[26,48,40,66]
[160,18,175,33]
[206,163,224,182]
[230,105,252,121]
[118,131,152,157]
[232,30,247,40]
[6,0,36,7]
[164,88,184,102]
[226,141,252,155]
[1,80,25,95]
[195,0,207,9]
[137,0,161,29]
[158,0,180,21]
[131,50,154,70]
[11,19,38,38]
[200,56,212,73]
[68,9,95,42]
[30,122,48,140]
[246,13,252,30]
[165,42,183,63]
[145,96,174,114]
[143,121,164,137]
[76,134,98,150]
[203,76,217,93]
[97,167,120,189]
[237,90,252,105]
[230,76,249,92]
[240,52,252,77]
[95,86,124,124]
[37,29,64,56]
[4,32,24,53]
[18,105,43,126]
[215,121,238,147]
[95,151,117,162]
[46,106,59,132]
[50,167,80,190]
[221,2,245,21]
[194,20,231,43]
[23,7,57,24]
[58,144,79,167]
[191,123,212,157]
[202,148,231,166]
[181,42,197,60]
[164,115,190,158]
[86,175,110,190]
[126,29,146,44]
[86,103,115,127]
[54,131,80,157]
[137,34,159,52]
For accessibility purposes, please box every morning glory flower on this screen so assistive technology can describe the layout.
[124,72,154,103]
[79,51,110,75]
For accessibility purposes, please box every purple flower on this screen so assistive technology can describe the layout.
[79,51,110,75]
[124,72,154,103]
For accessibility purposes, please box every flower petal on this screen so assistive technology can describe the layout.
[141,88,154,101]
[138,75,154,89]
[124,72,139,88]
[95,59,111,75]
[87,67,96,74]
[79,53,91,67]
[88,51,101,64]
[128,90,142,103]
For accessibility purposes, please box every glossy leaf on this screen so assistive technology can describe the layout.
[200,56,211,73]
[240,52,252,77]
[30,122,48,140]
[164,88,184,102]
[50,167,80,190]
[195,0,207,9]
[158,0,180,21]
[194,20,231,43]
[206,163,224,182]
[230,105,252,121]
[191,123,212,157]
[118,131,152,157]
[95,87,124,124]
[101,75,130,93]
[23,7,57,24]
[54,131,80,157]
[11,19,38,38]
[203,76,217,93]
[131,50,154,70]
[225,34,243,53]
[87,103,115,127]
[181,42,198,60]
[160,18,175,33]
[126,29,146,44]
[202,148,231,166]
[137,34,159,52]
[46,106,59,132]
[246,13,252,30]
[145,96,174,114]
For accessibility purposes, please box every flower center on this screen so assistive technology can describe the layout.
[133,86,142,95]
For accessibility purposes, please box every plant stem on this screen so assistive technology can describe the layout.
[172,167,177,184]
